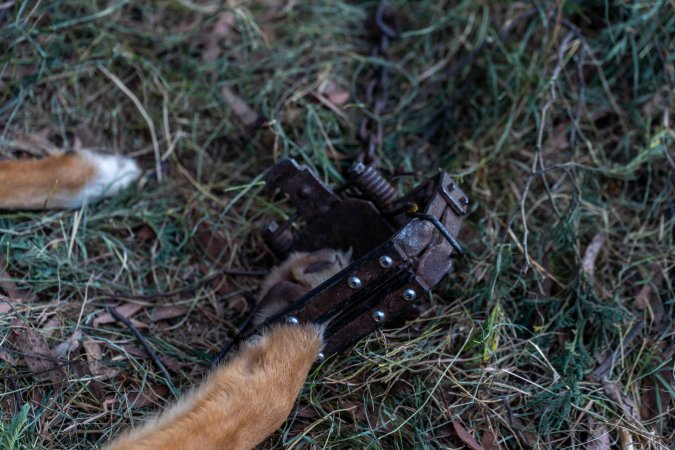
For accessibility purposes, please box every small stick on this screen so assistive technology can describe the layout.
[109,307,179,398]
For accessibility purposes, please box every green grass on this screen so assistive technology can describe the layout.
[1,0,673,448]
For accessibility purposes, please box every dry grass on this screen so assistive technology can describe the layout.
[1,0,673,449]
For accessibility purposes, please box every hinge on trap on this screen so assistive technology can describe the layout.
[219,158,468,360]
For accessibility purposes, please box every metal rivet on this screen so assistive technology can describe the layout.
[286,316,299,325]
[372,310,385,322]
[447,182,455,191]
[298,185,312,198]
[378,255,393,268]
[460,196,469,206]
[348,276,363,289]
[317,352,325,361]
[402,288,417,302]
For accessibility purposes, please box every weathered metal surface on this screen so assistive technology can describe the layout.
[292,198,393,259]
[264,158,340,222]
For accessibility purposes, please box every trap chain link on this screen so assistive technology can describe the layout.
[357,1,400,167]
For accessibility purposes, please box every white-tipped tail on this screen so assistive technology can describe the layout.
[69,150,141,207]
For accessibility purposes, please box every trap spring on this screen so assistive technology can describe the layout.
[223,158,468,359]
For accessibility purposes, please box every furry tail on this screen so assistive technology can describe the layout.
[103,324,323,450]
[0,150,140,210]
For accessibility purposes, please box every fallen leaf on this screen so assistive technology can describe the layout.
[480,428,500,450]
[9,320,66,385]
[71,353,106,403]
[93,303,144,327]
[0,294,19,314]
[194,222,231,265]
[222,86,261,128]
[40,318,61,338]
[602,379,640,426]
[452,420,485,450]
[293,403,318,419]
[130,385,171,409]
[587,417,611,450]
[51,329,83,359]
[582,232,604,278]
[83,339,107,377]
[318,79,350,106]
[633,269,665,327]
[150,306,188,322]
[506,412,537,447]
[633,284,651,310]
[0,347,17,365]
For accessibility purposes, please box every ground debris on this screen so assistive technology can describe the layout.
[103,384,170,411]
[601,379,641,427]
[587,417,611,450]
[8,320,66,385]
[222,86,263,129]
[452,419,486,450]
[582,232,604,279]
[93,304,144,328]
[150,306,189,322]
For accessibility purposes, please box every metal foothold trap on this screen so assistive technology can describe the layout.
[222,158,469,359]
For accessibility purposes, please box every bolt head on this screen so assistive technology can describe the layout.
[460,196,469,206]
[347,276,363,289]
[372,310,385,323]
[378,255,393,268]
[286,316,299,325]
[350,162,366,175]
[402,288,417,301]
[447,182,455,191]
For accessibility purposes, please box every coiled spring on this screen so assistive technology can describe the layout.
[348,162,398,209]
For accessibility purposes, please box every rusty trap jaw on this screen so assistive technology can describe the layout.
[215,158,468,362]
